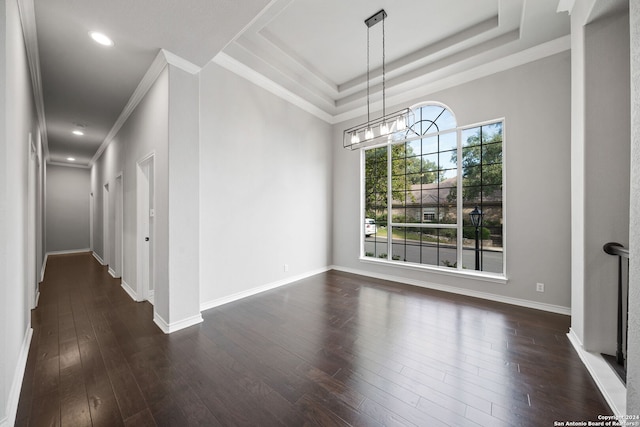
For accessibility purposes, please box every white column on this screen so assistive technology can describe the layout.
[626,0,640,415]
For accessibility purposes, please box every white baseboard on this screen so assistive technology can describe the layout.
[200,266,331,312]
[3,328,33,427]
[148,290,155,305]
[40,254,47,282]
[108,268,118,278]
[46,248,91,256]
[153,312,203,334]
[120,279,138,302]
[92,251,105,265]
[567,328,626,416]
[330,265,571,315]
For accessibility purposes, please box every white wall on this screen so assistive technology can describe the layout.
[91,66,169,305]
[333,52,572,310]
[45,164,90,253]
[91,59,202,333]
[199,62,333,307]
[583,10,630,354]
[0,0,39,424]
[166,65,200,327]
[626,0,640,416]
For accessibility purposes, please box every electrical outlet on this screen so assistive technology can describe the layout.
[284,264,289,272]
[536,283,545,292]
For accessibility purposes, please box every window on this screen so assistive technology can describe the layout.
[363,103,504,276]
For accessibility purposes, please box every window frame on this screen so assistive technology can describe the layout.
[359,105,506,283]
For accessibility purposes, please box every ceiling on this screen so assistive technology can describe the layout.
[23,0,580,168]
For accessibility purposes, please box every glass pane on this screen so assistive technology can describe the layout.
[462,146,481,168]
[482,142,502,165]
[392,158,405,175]
[421,153,438,175]
[416,105,457,134]
[364,240,388,259]
[439,200,457,224]
[482,164,503,186]
[462,127,481,147]
[440,168,457,181]
[407,139,422,157]
[422,136,438,154]
[482,184,502,201]
[439,150,457,170]
[482,122,503,143]
[439,131,457,151]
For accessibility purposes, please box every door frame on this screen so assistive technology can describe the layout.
[103,183,110,268]
[136,152,155,303]
[113,173,124,278]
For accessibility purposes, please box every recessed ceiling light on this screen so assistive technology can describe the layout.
[89,31,114,47]
[72,130,84,136]
[67,157,76,161]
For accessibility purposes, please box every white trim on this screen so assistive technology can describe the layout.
[216,35,570,125]
[90,51,168,166]
[92,251,105,265]
[212,52,334,123]
[200,266,331,312]
[359,257,507,285]
[108,267,117,278]
[361,114,507,278]
[567,328,626,416]
[47,161,90,169]
[557,0,576,14]
[16,0,49,161]
[3,328,33,427]
[40,253,48,282]
[153,312,203,334]
[331,265,570,315]
[162,49,201,74]
[120,280,139,302]
[46,248,91,256]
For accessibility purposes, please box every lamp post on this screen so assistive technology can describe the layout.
[469,206,483,271]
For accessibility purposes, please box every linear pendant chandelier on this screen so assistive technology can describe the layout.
[343,9,413,150]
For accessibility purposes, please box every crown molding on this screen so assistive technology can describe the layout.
[17,0,49,161]
[212,51,335,123]
[217,33,570,126]
[90,50,169,166]
[557,0,576,14]
[47,161,91,169]
[162,49,201,75]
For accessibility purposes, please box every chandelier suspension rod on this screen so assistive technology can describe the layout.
[367,24,370,124]
[382,14,386,119]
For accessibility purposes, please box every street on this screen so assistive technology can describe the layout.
[364,236,503,273]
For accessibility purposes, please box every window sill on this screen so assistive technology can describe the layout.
[359,256,508,285]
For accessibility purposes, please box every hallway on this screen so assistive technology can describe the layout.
[15,253,611,426]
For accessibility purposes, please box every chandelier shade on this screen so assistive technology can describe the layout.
[342,108,414,150]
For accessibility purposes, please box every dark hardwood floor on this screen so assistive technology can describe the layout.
[15,253,611,426]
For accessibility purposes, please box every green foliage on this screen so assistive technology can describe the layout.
[463,226,491,240]
[365,143,440,216]
[448,123,503,202]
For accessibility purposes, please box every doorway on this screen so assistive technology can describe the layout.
[27,133,39,309]
[137,154,154,304]
[103,183,110,268]
[113,174,123,278]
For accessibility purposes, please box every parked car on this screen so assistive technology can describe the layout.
[365,218,377,237]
